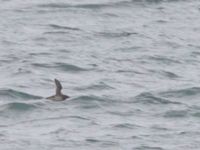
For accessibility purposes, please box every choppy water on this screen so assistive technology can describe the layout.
[0,0,200,149]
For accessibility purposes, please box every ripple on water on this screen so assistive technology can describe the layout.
[32,62,89,72]
[97,31,137,38]
[0,89,42,100]
[115,46,143,53]
[37,3,113,10]
[163,109,188,118]
[85,138,119,147]
[75,82,114,91]
[37,0,167,10]
[159,70,180,79]
[159,87,200,98]
[71,95,114,109]
[55,62,89,72]
[43,31,70,35]
[147,55,181,65]
[112,123,140,130]
[0,102,37,112]
[191,109,200,118]
[49,24,80,31]
[134,92,181,105]
[134,146,164,150]
[73,95,109,103]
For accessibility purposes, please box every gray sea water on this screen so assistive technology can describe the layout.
[0,0,200,149]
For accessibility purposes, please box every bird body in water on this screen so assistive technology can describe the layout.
[47,79,69,101]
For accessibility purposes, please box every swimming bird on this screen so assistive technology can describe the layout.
[47,79,69,101]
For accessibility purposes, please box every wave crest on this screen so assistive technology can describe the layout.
[0,89,42,100]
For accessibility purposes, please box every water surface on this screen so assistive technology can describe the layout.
[0,0,200,149]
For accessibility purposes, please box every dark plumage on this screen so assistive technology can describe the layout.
[47,79,69,101]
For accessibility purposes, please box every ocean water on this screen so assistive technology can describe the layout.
[0,0,200,149]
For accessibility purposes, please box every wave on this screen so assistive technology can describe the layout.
[0,89,42,100]
[37,0,185,10]
[72,95,107,103]
[67,115,90,121]
[55,62,89,72]
[133,0,163,3]
[191,112,200,118]
[159,70,179,79]
[134,92,181,105]
[37,1,131,10]
[32,62,89,72]
[132,0,185,3]
[43,31,69,35]
[134,146,164,150]
[0,101,46,114]
[113,123,139,129]
[72,95,117,104]
[0,102,37,111]
[75,82,114,91]
[147,69,180,79]
[29,52,51,56]
[163,109,188,118]
[107,110,136,117]
[71,95,116,109]
[147,55,181,65]
[188,106,200,118]
[38,3,109,9]
[97,31,137,38]
[49,24,80,31]
[159,87,200,98]
[115,46,143,53]
[85,138,118,146]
